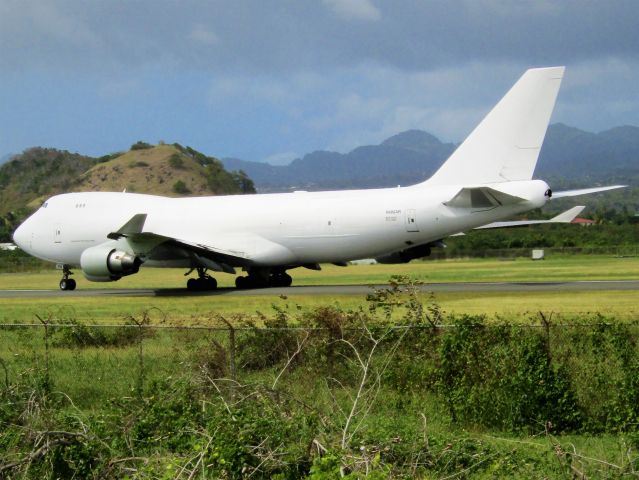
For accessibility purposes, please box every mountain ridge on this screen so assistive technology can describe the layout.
[222,124,639,192]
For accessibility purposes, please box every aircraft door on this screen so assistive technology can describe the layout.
[54,225,62,244]
[405,209,419,232]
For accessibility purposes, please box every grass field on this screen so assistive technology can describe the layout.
[0,254,638,324]
[2,254,639,477]
[3,254,639,289]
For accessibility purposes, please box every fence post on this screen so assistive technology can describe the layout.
[35,314,51,393]
[538,311,553,367]
[127,314,146,399]
[0,357,8,389]
[218,316,236,383]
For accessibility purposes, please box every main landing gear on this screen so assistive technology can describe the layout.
[59,265,76,291]
[235,269,292,289]
[186,268,218,292]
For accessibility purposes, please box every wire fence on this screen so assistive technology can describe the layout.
[2,315,639,433]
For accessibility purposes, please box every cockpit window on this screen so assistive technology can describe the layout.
[42,202,48,208]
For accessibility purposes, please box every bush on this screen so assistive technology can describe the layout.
[437,316,581,432]
[172,180,191,195]
[130,141,153,150]
[128,160,149,168]
[168,153,185,169]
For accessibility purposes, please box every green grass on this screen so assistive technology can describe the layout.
[0,254,637,324]
[3,322,638,478]
[0,290,637,325]
[3,254,639,290]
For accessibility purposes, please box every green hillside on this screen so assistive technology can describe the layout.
[77,143,254,198]
[0,142,255,241]
[0,147,96,215]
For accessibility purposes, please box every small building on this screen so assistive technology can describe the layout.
[571,217,595,226]
[0,243,18,251]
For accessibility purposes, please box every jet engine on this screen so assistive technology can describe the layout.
[80,244,142,281]
[375,244,432,264]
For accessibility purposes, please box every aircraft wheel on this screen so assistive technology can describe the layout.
[269,273,292,287]
[60,278,76,291]
[205,277,217,290]
[235,276,249,289]
[187,278,198,291]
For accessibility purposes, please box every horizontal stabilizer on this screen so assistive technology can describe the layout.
[475,205,585,230]
[552,185,626,199]
[444,186,526,209]
[549,205,586,222]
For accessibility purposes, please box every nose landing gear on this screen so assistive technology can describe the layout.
[186,268,218,291]
[59,265,76,291]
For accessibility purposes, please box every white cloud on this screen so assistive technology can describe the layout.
[322,0,381,21]
[189,25,219,46]
[0,0,100,46]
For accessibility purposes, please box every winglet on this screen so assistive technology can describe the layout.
[107,214,147,240]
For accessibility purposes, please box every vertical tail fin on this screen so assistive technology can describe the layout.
[423,66,565,186]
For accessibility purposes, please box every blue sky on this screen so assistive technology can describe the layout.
[1,0,638,164]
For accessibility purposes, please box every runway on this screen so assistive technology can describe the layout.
[1,280,638,298]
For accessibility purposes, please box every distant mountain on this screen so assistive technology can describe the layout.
[536,124,639,181]
[0,143,255,216]
[223,130,456,191]
[222,124,639,192]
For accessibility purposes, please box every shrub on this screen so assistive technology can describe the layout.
[130,141,153,150]
[172,180,191,195]
[168,153,185,169]
[128,161,149,168]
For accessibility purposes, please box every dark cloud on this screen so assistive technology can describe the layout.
[1,1,637,161]
[1,0,638,74]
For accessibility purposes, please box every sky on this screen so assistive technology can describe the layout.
[1,0,638,165]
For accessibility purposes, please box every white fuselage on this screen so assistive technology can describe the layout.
[13,180,549,270]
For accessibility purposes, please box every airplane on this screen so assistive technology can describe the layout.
[12,66,625,291]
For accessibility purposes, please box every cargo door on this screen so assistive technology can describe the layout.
[405,209,419,232]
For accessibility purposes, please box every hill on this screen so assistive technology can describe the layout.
[0,143,255,238]
[222,124,639,192]
[77,143,254,198]
[0,147,97,215]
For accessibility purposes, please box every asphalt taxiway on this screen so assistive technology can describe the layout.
[0,280,638,298]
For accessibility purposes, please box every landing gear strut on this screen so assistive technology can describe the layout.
[186,268,218,292]
[59,265,76,291]
[235,269,292,289]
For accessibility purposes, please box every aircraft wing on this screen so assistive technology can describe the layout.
[107,214,254,273]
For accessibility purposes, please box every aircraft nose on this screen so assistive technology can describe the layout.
[12,221,31,252]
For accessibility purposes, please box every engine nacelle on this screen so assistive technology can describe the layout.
[376,244,431,264]
[80,244,142,282]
